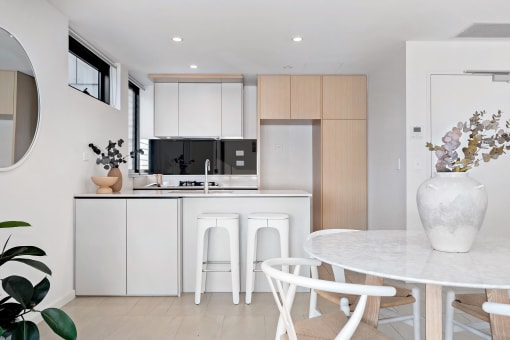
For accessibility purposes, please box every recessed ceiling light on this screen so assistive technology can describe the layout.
[292,36,303,42]
[189,64,198,69]
[172,36,183,42]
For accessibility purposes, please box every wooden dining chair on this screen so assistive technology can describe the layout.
[307,229,421,340]
[262,257,396,340]
[444,290,492,339]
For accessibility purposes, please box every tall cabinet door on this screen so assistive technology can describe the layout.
[127,199,180,295]
[322,120,367,229]
[75,199,127,295]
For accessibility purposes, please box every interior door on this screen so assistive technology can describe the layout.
[430,74,510,237]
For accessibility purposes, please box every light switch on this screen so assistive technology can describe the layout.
[236,150,244,156]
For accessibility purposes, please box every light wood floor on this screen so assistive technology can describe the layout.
[38,286,490,339]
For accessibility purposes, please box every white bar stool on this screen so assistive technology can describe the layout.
[245,212,289,304]
[195,213,240,305]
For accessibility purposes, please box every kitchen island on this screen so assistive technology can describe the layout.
[74,189,311,295]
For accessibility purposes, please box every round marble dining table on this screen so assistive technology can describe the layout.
[303,229,510,339]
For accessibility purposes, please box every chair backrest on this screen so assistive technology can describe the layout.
[483,301,510,317]
[262,257,395,340]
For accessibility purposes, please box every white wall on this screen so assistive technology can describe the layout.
[367,46,407,230]
[0,0,128,308]
[406,41,510,234]
[259,123,313,193]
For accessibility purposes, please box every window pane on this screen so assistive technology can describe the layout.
[68,52,99,98]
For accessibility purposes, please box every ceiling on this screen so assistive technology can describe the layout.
[46,0,510,86]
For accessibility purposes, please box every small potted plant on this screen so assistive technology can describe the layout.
[88,139,143,192]
[0,220,77,339]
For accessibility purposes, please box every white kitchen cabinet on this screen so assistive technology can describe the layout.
[178,83,222,137]
[154,83,179,137]
[153,81,244,137]
[221,83,243,138]
[127,199,180,295]
[75,199,127,295]
[75,198,181,296]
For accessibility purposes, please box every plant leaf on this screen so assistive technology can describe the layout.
[11,258,52,275]
[2,276,34,309]
[41,308,77,340]
[31,277,50,307]
[11,320,39,340]
[2,245,46,258]
[0,221,30,228]
[0,302,24,323]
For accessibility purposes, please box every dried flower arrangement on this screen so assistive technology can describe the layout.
[426,110,510,172]
[88,139,144,170]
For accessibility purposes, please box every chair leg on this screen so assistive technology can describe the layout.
[245,227,257,304]
[201,228,210,293]
[340,297,351,316]
[229,225,240,305]
[444,290,456,340]
[195,225,207,305]
[412,286,421,340]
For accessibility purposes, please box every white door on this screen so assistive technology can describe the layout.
[430,74,510,237]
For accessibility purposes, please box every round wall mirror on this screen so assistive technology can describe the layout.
[0,27,38,170]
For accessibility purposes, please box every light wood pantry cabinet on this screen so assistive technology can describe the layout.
[75,198,181,296]
[257,73,367,231]
[322,75,367,120]
[321,120,367,229]
[258,75,321,119]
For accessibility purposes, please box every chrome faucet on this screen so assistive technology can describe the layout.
[204,159,210,194]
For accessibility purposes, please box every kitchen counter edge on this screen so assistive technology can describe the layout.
[74,189,312,198]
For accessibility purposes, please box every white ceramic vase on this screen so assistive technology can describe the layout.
[416,172,488,252]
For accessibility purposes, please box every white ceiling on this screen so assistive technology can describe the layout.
[46,0,510,85]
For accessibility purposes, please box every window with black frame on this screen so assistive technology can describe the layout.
[128,81,148,173]
[68,36,110,104]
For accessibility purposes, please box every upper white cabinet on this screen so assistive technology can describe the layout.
[153,76,243,138]
[221,83,243,138]
[179,83,222,137]
[154,83,178,137]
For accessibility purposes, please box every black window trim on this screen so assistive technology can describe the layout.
[129,81,141,173]
[69,35,110,104]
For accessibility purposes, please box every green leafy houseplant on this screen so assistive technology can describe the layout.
[88,139,144,170]
[426,110,510,172]
[0,221,76,340]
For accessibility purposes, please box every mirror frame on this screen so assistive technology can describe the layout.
[0,27,39,171]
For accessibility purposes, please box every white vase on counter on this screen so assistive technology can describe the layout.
[416,172,488,253]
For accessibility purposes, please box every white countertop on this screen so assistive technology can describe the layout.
[75,189,311,198]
